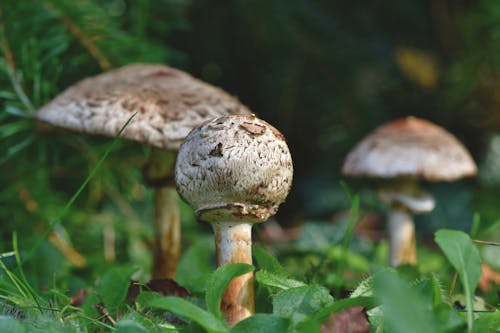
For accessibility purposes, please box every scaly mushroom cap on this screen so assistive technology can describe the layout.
[342,116,477,181]
[36,64,252,151]
[175,115,293,223]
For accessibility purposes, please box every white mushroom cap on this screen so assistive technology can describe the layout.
[175,115,293,223]
[36,64,252,151]
[342,116,477,181]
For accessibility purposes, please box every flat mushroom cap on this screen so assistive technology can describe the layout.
[175,115,293,223]
[342,116,477,181]
[36,64,252,151]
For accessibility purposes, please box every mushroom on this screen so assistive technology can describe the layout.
[36,64,252,278]
[342,116,477,266]
[175,115,293,325]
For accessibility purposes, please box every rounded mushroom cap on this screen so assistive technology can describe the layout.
[342,116,477,181]
[36,64,252,151]
[175,115,293,223]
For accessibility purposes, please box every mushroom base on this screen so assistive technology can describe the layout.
[212,221,255,326]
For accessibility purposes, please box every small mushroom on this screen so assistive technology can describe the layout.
[342,116,477,266]
[175,115,293,325]
[36,64,252,278]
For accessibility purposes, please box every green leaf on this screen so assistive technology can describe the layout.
[120,312,172,332]
[253,245,286,276]
[272,285,333,325]
[435,229,481,332]
[472,311,500,333]
[205,263,254,319]
[97,266,136,317]
[0,316,25,333]
[374,270,438,333]
[231,314,290,333]
[116,319,149,333]
[137,292,228,333]
[255,270,305,292]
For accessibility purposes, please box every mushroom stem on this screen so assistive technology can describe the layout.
[212,221,255,326]
[152,186,180,279]
[388,208,417,266]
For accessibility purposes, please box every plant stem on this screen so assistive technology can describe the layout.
[212,221,254,326]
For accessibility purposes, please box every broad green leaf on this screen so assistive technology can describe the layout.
[435,229,481,332]
[97,266,136,317]
[273,285,333,325]
[231,314,290,333]
[253,245,286,276]
[0,316,25,333]
[137,292,228,333]
[255,270,305,292]
[116,319,149,333]
[374,271,438,333]
[205,263,254,319]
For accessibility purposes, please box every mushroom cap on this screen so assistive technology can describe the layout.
[36,64,252,151]
[175,115,293,223]
[342,116,477,181]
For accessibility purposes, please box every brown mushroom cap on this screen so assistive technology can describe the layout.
[175,115,293,223]
[36,64,252,151]
[342,116,477,181]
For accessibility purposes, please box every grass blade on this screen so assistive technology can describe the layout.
[137,292,228,333]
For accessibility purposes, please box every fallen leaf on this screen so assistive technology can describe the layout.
[70,288,88,307]
[127,278,190,303]
[321,306,370,333]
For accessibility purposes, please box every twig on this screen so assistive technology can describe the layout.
[42,0,112,71]
[0,4,35,112]
[473,239,500,246]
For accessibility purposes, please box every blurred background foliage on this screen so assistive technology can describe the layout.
[1,0,499,294]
